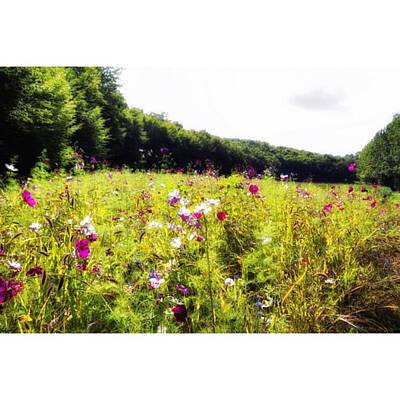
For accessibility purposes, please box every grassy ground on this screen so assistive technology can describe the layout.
[0,170,399,332]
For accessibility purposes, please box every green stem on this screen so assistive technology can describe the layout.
[204,216,216,332]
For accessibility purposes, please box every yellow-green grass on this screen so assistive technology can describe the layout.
[0,170,399,333]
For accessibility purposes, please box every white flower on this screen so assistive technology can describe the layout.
[149,277,165,288]
[5,163,18,172]
[168,189,180,199]
[206,198,220,206]
[80,216,92,226]
[112,190,119,195]
[67,219,73,225]
[29,222,42,232]
[178,206,191,218]
[81,223,96,236]
[224,278,235,287]
[325,278,335,285]
[262,236,272,245]
[188,232,197,241]
[179,198,189,206]
[148,220,163,229]
[170,237,182,249]
[280,174,289,180]
[194,202,211,215]
[65,176,73,182]
[7,260,21,271]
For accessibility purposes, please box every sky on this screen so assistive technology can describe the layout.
[120,67,400,156]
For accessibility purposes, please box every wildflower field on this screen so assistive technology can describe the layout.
[1,170,400,333]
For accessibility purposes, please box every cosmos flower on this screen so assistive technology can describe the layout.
[26,266,44,277]
[80,216,92,226]
[280,174,289,180]
[29,222,42,232]
[206,198,221,206]
[149,276,165,289]
[216,211,227,221]
[148,220,164,229]
[75,239,90,258]
[160,147,170,154]
[21,190,37,208]
[194,202,211,216]
[348,162,357,172]
[348,186,354,193]
[7,260,21,272]
[178,207,191,222]
[176,284,189,296]
[170,237,182,249]
[0,278,24,304]
[323,203,333,213]
[5,163,18,172]
[370,200,377,208]
[168,189,181,205]
[224,278,235,287]
[172,304,188,323]
[248,184,260,195]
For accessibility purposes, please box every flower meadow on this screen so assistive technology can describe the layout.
[0,170,400,333]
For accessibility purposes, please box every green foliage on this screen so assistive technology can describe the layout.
[1,67,359,184]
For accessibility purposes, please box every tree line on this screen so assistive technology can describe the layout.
[1,67,396,187]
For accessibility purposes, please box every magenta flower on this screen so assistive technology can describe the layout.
[176,284,189,296]
[0,278,24,304]
[160,147,170,154]
[0,246,5,257]
[75,239,90,258]
[216,211,227,221]
[21,190,37,208]
[172,304,188,323]
[348,186,354,193]
[370,200,377,208]
[248,184,260,195]
[77,264,88,272]
[26,266,43,277]
[323,203,333,213]
[348,162,357,172]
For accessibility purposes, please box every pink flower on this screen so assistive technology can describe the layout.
[348,162,357,172]
[192,212,202,219]
[217,211,227,221]
[0,278,24,304]
[323,203,333,213]
[176,284,189,296]
[75,239,90,258]
[370,200,377,208]
[21,190,37,208]
[248,184,260,195]
[348,186,354,193]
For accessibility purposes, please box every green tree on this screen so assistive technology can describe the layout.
[358,115,400,190]
[0,67,76,175]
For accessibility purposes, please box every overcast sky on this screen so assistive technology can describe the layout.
[120,68,400,156]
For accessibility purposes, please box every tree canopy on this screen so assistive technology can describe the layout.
[0,67,362,183]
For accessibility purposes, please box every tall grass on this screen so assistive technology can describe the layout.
[0,170,399,332]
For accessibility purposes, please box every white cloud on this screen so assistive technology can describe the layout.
[290,89,345,111]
